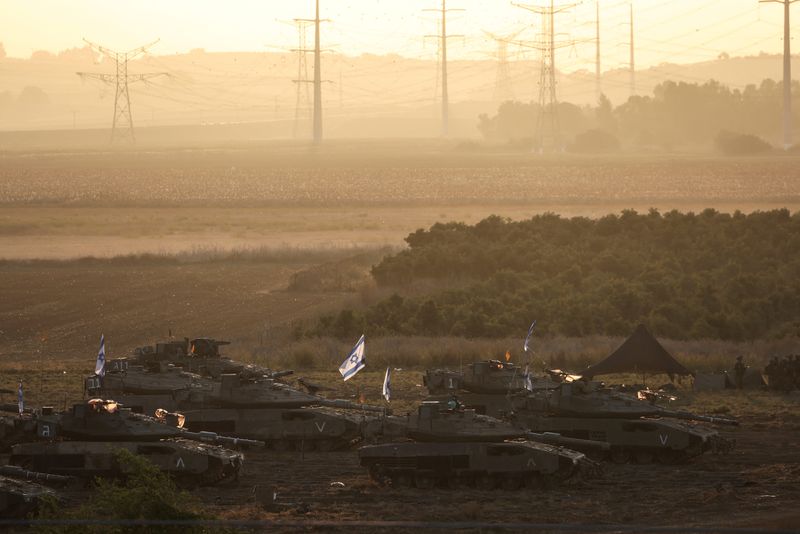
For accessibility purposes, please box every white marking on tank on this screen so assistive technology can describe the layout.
[176,457,185,468]
[315,422,326,433]
[659,434,669,446]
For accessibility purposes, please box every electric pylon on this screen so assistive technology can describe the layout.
[291,19,314,138]
[425,0,464,137]
[483,29,524,104]
[514,1,577,152]
[595,0,601,102]
[628,3,635,98]
[77,39,166,144]
[294,0,328,144]
[760,0,798,149]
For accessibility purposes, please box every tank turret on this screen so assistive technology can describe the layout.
[363,400,607,452]
[527,381,739,426]
[35,400,264,448]
[424,359,556,395]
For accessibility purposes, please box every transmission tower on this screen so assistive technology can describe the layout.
[425,0,464,137]
[293,0,329,144]
[628,3,635,98]
[595,0,601,102]
[760,0,798,150]
[484,29,524,104]
[514,1,577,152]
[291,19,314,138]
[77,39,166,144]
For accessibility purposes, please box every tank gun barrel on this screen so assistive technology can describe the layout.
[179,430,265,448]
[0,465,73,484]
[661,410,739,426]
[318,399,387,413]
[526,432,611,451]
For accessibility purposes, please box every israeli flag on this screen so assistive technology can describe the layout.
[95,334,106,377]
[523,365,533,392]
[382,366,391,402]
[523,320,537,352]
[339,334,366,381]
[17,381,23,415]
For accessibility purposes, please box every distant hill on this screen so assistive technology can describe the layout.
[0,47,795,138]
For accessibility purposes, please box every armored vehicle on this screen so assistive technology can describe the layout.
[526,381,739,425]
[0,415,37,451]
[179,405,375,451]
[359,440,592,490]
[89,338,386,451]
[10,439,242,486]
[0,466,70,517]
[363,401,607,451]
[35,400,263,448]
[8,401,257,485]
[131,337,289,380]
[442,384,735,464]
[424,360,553,395]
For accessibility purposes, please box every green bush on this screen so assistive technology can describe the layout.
[35,449,211,534]
[714,130,772,155]
[308,210,800,342]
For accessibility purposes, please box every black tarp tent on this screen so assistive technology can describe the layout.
[582,324,692,379]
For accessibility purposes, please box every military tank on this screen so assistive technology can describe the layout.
[0,466,71,518]
[358,400,604,490]
[424,362,737,464]
[363,400,606,451]
[8,400,259,485]
[179,405,375,451]
[88,336,386,451]
[0,414,38,452]
[424,359,554,394]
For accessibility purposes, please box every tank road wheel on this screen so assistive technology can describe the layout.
[500,475,522,491]
[391,472,413,488]
[634,450,654,465]
[414,472,435,489]
[610,448,631,464]
[475,473,495,491]
[656,449,683,465]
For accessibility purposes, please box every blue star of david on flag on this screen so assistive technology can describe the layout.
[339,334,365,381]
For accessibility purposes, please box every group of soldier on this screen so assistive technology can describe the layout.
[764,355,800,392]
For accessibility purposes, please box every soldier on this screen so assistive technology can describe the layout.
[734,356,746,390]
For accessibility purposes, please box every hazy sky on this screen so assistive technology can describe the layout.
[1,0,791,71]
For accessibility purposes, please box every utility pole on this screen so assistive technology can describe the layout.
[291,19,314,138]
[293,1,328,144]
[77,39,166,144]
[425,0,464,137]
[313,0,322,145]
[484,29,524,104]
[596,0,601,102]
[629,2,635,98]
[514,1,577,152]
[760,0,798,149]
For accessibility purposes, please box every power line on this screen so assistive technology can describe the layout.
[424,0,464,137]
[291,19,314,138]
[484,28,524,103]
[759,0,798,150]
[514,0,578,152]
[76,39,167,144]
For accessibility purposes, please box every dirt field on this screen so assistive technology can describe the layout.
[1,144,799,530]
[198,407,800,531]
